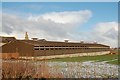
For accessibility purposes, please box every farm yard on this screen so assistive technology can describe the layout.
[1,53,119,79]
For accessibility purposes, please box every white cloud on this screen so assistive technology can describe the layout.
[29,10,92,24]
[91,22,118,47]
[1,10,118,47]
[2,10,92,40]
[94,22,118,34]
[93,22,118,39]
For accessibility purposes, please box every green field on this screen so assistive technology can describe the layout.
[47,49,119,65]
[47,54,118,65]
[106,59,118,65]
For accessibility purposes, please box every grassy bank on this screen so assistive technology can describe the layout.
[47,54,118,65]
[106,60,118,65]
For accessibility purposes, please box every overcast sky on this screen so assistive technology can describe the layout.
[1,2,118,47]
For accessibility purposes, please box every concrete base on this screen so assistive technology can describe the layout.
[20,51,110,60]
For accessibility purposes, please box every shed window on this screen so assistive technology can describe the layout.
[50,48,54,50]
[40,48,44,50]
[40,46,44,47]
[34,48,39,50]
[34,46,39,47]
[45,48,49,50]
[55,48,58,50]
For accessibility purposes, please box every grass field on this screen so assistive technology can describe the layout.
[47,54,118,62]
[47,49,119,65]
[106,59,118,65]
[47,54,118,65]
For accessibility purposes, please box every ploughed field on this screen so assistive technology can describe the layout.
[1,54,119,79]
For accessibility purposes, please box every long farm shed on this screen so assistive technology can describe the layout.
[0,40,110,59]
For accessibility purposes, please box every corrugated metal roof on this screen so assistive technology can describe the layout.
[18,40,110,47]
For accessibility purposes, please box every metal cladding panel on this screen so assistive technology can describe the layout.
[34,50,45,56]
[44,50,55,56]
[1,41,19,59]
[1,41,17,53]
[1,53,19,59]
[1,41,34,57]
[16,41,34,57]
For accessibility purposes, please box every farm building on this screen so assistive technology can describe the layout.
[0,39,110,59]
[0,36,16,43]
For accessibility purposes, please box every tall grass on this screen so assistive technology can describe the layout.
[2,60,63,79]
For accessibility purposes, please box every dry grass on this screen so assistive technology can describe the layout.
[2,60,63,79]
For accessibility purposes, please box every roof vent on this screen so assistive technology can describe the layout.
[32,38,38,41]
[64,40,69,43]
[80,40,84,43]
[38,39,46,42]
